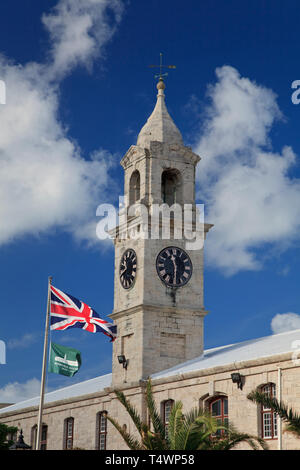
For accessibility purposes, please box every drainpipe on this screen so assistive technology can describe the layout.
[278,368,282,450]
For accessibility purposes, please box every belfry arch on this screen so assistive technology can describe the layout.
[161,168,182,205]
[129,170,140,206]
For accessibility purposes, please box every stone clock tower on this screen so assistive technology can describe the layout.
[110,78,212,387]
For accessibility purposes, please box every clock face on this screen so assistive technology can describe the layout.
[119,249,137,289]
[156,246,193,288]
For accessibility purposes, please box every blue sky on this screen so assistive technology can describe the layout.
[0,0,300,403]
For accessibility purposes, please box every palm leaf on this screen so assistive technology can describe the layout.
[114,389,148,437]
[143,430,168,450]
[168,401,184,449]
[145,379,165,438]
[108,380,268,451]
[248,390,300,436]
[107,415,144,450]
[170,407,220,450]
[191,413,224,450]
[211,432,268,450]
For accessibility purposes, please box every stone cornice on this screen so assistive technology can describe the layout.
[149,352,295,388]
[109,303,209,320]
[120,145,148,170]
[120,142,200,170]
[149,141,200,166]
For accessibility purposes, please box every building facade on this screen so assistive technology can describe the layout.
[1,78,300,451]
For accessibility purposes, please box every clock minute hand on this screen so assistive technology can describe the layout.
[171,255,177,285]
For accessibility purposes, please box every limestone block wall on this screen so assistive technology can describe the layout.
[3,354,300,450]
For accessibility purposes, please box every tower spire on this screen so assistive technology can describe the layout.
[137,57,183,149]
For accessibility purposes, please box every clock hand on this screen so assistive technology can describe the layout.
[120,260,127,275]
[171,255,177,285]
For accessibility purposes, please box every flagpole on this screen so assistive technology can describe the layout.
[36,276,52,450]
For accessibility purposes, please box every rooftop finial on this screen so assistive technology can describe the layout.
[149,53,176,85]
[137,54,182,149]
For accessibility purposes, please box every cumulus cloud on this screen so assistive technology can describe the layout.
[0,0,123,247]
[0,378,41,403]
[271,313,300,334]
[42,0,123,78]
[194,66,300,274]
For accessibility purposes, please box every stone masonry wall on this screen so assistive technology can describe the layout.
[2,354,300,450]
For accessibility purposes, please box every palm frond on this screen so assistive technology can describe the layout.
[211,432,268,451]
[114,389,148,436]
[192,413,225,449]
[145,379,165,438]
[168,402,184,449]
[170,407,221,450]
[248,390,300,436]
[142,430,168,450]
[107,415,144,450]
[109,380,269,451]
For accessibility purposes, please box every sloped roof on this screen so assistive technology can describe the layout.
[152,328,300,380]
[137,79,183,149]
[0,373,112,414]
[1,329,299,415]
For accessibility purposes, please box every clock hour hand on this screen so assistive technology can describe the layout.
[120,260,127,275]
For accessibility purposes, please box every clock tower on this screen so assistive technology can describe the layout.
[110,78,212,387]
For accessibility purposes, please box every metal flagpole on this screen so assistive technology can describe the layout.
[36,276,52,450]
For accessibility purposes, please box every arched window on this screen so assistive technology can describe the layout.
[31,424,48,450]
[209,396,228,435]
[161,399,174,437]
[7,429,17,445]
[161,169,182,205]
[64,417,74,449]
[260,383,278,439]
[96,411,108,450]
[129,170,140,206]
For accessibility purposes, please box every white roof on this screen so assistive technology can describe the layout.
[0,373,112,414]
[1,329,300,415]
[152,328,300,380]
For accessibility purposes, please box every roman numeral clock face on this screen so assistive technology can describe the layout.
[156,247,193,288]
[119,249,137,289]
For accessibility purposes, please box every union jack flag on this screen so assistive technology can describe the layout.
[50,285,117,341]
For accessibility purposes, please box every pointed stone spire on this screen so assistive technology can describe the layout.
[137,79,183,149]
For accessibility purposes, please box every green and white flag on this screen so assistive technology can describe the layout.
[49,342,81,377]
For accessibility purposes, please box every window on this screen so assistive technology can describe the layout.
[162,399,174,437]
[31,425,37,449]
[129,170,140,206]
[96,411,108,450]
[209,396,228,435]
[7,430,17,444]
[161,169,182,206]
[64,417,74,449]
[261,383,277,439]
[40,425,48,450]
[31,424,48,450]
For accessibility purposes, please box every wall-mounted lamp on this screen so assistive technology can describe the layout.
[231,372,244,390]
[118,355,128,369]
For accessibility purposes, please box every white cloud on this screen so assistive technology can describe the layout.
[0,378,41,403]
[7,333,38,350]
[0,0,123,247]
[194,66,300,274]
[42,0,123,78]
[271,313,300,334]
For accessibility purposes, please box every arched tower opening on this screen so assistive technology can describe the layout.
[161,168,182,205]
[129,170,140,206]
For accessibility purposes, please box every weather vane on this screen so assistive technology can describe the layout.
[149,53,176,81]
